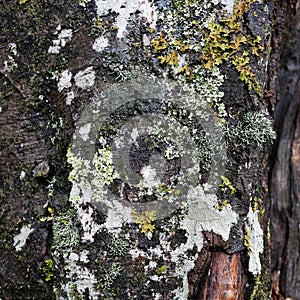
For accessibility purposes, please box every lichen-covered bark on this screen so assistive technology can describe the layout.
[0,0,296,299]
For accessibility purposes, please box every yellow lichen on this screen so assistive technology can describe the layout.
[157,184,180,198]
[216,200,228,211]
[156,264,167,274]
[151,32,168,53]
[42,259,54,282]
[252,196,260,212]
[244,228,252,253]
[201,0,263,95]
[40,207,55,222]
[158,50,179,66]
[132,210,156,234]
[220,176,236,194]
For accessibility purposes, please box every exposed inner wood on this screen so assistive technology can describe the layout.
[193,251,247,300]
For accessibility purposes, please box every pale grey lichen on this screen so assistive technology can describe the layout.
[48,28,73,54]
[52,208,80,254]
[246,206,264,275]
[13,224,34,252]
[57,69,72,92]
[95,0,157,39]
[92,36,109,52]
[61,252,100,299]
[236,111,276,148]
[171,186,238,299]
[107,234,130,257]
[74,66,96,90]
[1,43,18,73]
[93,148,119,186]
[100,262,123,291]
[219,0,234,13]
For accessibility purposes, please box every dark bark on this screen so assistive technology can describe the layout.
[270,3,300,298]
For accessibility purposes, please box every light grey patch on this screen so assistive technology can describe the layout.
[33,160,50,178]
[13,224,34,251]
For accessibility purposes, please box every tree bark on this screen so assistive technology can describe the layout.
[270,2,300,299]
[0,0,298,299]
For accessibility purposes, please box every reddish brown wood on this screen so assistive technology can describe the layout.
[199,252,247,300]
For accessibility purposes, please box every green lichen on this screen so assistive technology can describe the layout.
[66,147,90,183]
[225,111,276,149]
[69,284,84,300]
[52,207,80,254]
[150,0,264,113]
[150,1,226,118]
[67,142,121,203]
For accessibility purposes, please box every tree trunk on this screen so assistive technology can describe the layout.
[0,0,298,299]
[270,2,300,299]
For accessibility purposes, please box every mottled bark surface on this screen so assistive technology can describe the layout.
[0,0,298,299]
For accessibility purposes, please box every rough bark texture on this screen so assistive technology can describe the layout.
[270,2,300,299]
[0,0,298,299]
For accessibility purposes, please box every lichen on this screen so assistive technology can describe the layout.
[93,148,119,186]
[132,210,157,234]
[220,175,237,194]
[52,207,80,254]
[237,111,276,148]
[47,0,274,298]
[201,0,264,95]
[64,72,230,298]
[42,259,55,282]
[58,70,72,92]
[13,224,34,252]
[74,66,96,90]
[69,284,84,300]
[156,264,167,274]
[150,1,226,116]
[48,27,73,54]
[250,272,271,300]
[107,234,130,256]
[94,0,157,39]
[216,199,229,211]
[97,262,123,292]
[246,206,264,275]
